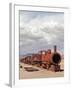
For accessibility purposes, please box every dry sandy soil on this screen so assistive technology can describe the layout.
[19,60,64,79]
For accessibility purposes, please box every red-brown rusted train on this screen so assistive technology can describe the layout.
[20,46,62,72]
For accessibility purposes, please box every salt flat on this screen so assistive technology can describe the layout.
[19,60,64,79]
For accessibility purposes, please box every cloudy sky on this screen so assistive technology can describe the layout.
[19,10,64,56]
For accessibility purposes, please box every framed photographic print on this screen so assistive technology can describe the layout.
[9,3,70,87]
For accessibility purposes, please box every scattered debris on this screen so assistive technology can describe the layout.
[20,65,22,68]
[24,67,39,72]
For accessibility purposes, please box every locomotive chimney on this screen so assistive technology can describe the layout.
[54,45,57,53]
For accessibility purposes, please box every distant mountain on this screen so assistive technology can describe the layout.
[19,53,34,58]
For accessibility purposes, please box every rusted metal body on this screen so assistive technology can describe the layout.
[20,46,61,71]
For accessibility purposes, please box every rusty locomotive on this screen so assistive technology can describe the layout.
[20,46,62,72]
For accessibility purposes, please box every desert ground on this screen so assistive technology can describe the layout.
[19,60,64,79]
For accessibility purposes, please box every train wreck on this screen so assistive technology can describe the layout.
[20,46,62,72]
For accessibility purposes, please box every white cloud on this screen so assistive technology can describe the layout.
[19,11,64,55]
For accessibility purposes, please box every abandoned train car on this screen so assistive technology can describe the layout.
[20,46,62,71]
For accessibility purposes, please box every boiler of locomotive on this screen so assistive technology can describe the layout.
[51,45,61,65]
